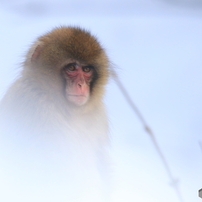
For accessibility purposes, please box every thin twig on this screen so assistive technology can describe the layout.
[112,71,184,202]
[199,141,202,153]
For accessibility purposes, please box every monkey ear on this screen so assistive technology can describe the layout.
[31,45,42,62]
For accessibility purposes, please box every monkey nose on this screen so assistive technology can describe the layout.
[77,81,85,88]
[77,78,85,88]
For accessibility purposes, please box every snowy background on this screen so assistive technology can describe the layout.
[0,0,202,201]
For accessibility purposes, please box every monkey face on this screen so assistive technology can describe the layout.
[63,61,94,106]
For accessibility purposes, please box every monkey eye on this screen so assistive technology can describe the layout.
[83,66,92,73]
[65,63,76,71]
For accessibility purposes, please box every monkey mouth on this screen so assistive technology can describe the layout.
[67,94,86,97]
[66,94,89,106]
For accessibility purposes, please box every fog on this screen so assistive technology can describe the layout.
[0,0,202,201]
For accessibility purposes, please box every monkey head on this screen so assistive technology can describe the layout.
[24,26,109,107]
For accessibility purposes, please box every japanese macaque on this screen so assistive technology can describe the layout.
[0,27,111,202]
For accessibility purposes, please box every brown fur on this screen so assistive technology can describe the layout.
[24,26,109,112]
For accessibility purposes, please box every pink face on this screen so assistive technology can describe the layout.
[63,62,94,106]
